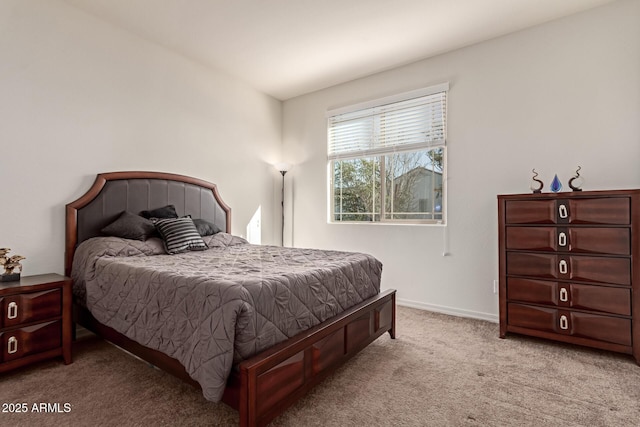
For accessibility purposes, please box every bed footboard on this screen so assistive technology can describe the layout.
[222,289,396,427]
[75,289,396,427]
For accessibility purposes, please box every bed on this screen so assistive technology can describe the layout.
[65,171,396,426]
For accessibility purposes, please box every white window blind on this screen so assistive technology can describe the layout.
[328,84,448,160]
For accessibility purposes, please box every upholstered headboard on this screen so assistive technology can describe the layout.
[65,171,231,276]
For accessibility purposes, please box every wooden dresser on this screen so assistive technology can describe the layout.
[498,190,639,363]
[0,274,72,373]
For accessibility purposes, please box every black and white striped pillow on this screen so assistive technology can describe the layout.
[154,217,208,254]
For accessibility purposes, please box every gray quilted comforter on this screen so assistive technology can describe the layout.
[71,233,382,402]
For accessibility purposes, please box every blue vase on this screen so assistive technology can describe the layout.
[550,174,563,193]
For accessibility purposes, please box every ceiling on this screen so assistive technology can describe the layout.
[63,0,616,100]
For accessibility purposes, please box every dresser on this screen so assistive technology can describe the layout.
[0,274,72,373]
[498,190,639,363]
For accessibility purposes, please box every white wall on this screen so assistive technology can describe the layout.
[282,0,640,321]
[0,0,282,275]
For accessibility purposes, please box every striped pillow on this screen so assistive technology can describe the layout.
[154,217,208,254]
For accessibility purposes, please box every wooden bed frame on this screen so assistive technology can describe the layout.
[65,171,396,427]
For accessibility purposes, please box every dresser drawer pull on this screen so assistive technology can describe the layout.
[559,287,569,302]
[559,260,568,275]
[8,336,18,354]
[7,302,18,320]
[558,204,568,219]
[558,232,567,247]
[559,315,569,330]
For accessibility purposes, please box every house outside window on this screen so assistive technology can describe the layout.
[328,83,448,224]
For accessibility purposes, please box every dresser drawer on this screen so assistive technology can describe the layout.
[507,278,631,316]
[1,289,61,328]
[506,227,557,251]
[567,227,630,255]
[565,283,631,315]
[566,198,629,225]
[506,227,630,255]
[505,200,556,224]
[0,320,61,362]
[505,197,629,225]
[506,253,631,286]
[507,303,631,346]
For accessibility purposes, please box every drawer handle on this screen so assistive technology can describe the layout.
[558,204,568,219]
[7,302,18,320]
[559,259,568,275]
[559,287,569,302]
[8,336,18,354]
[559,315,569,330]
[558,232,567,247]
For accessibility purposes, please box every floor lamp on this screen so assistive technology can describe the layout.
[274,163,291,246]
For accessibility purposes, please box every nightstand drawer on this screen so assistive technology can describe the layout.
[1,320,61,362]
[1,289,61,328]
[508,303,631,346]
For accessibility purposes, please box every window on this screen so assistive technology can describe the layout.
[328,83,448,224]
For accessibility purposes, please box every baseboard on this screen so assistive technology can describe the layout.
[397,298,498,323]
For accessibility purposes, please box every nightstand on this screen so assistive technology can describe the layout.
[0,274,72,373]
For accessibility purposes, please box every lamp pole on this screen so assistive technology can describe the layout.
[275,163,291,246]
[280,169,287,246]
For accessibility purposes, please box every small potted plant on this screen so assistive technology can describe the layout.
[0,248,26,282]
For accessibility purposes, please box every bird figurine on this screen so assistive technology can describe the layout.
[4,255,26,275]
[0,248,25,279]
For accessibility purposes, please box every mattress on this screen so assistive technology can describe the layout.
[71,233,382,401]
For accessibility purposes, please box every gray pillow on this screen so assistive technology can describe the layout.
[192,219,222,236]
[101,211,156,241]
[140,205,178,219]
[154,217,208,254]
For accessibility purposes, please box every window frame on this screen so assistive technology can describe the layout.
[327,83,448,225]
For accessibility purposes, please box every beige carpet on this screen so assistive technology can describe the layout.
[1,306,639,426]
